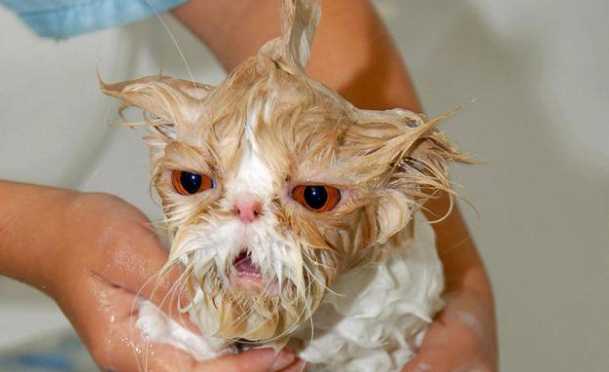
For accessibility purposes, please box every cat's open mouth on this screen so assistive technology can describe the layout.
[230,249,263,290]
[233,249,261,277]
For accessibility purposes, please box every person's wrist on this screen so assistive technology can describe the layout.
[32,188,84,296]
[0,182,81,292]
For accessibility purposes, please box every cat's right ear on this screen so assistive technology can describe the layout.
[100,75,213,163]
[99,74,213,140]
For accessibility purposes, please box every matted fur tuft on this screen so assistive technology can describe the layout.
[260,0,321,71]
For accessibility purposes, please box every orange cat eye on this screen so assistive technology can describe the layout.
[171,170,214,195]
[291,185,341,212]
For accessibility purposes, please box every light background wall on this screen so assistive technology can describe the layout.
[1,1,607,371]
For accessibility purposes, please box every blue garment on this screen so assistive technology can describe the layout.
[0,0,187,39]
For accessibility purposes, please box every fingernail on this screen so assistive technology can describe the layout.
[271,351,296,371]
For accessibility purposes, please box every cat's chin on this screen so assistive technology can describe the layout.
[229,271,263,292]
[228,271,281,296]
[189,247,331,341]
[192,270,325,341]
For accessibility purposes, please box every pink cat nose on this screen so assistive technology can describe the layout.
[234,199,262,223]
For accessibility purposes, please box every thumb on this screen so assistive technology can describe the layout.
[195,348,300,372]
[92,213,198,331]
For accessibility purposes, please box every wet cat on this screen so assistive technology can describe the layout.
[101,0,464,370]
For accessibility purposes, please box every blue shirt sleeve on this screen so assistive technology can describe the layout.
[0,0,188,39]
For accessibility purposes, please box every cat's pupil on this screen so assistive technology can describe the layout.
[304,186,328,209]
[180,171,202,194]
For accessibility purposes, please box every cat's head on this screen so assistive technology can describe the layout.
[102,0,463,343]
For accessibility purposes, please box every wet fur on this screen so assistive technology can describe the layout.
[101,0,466,366]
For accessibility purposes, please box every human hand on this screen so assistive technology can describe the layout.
[44,192,305,371]
[402,290,498,372]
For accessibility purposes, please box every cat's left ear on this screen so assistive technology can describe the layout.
[343,108,468,244]
[259,0,321,72]
[100,75,213,140]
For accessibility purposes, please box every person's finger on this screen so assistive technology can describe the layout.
[102,334,299,372]
[61,272,301,372]
[401,315,471,372]
[403,352,493,372]
[278,359,307,372]
[98,321,298,372]
[77,202,196,330]
[401,298,493,372]
[402,328,451,371]
[193,348,298,372]
[53,269,189,371]
[96,332,198,372]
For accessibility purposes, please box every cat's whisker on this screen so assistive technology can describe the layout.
[140,0,196,85]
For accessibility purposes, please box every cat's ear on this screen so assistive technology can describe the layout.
[100,75,213,163]
[259,0,321,72]
[343,108,468,243]
[99,74,213,140]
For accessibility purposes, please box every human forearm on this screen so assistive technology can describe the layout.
[173,0,419,110]
[424,194,493,298]
[0,181,78,290]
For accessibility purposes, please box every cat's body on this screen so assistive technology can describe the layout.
[138,213,443,372]
[102,0,464,370]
